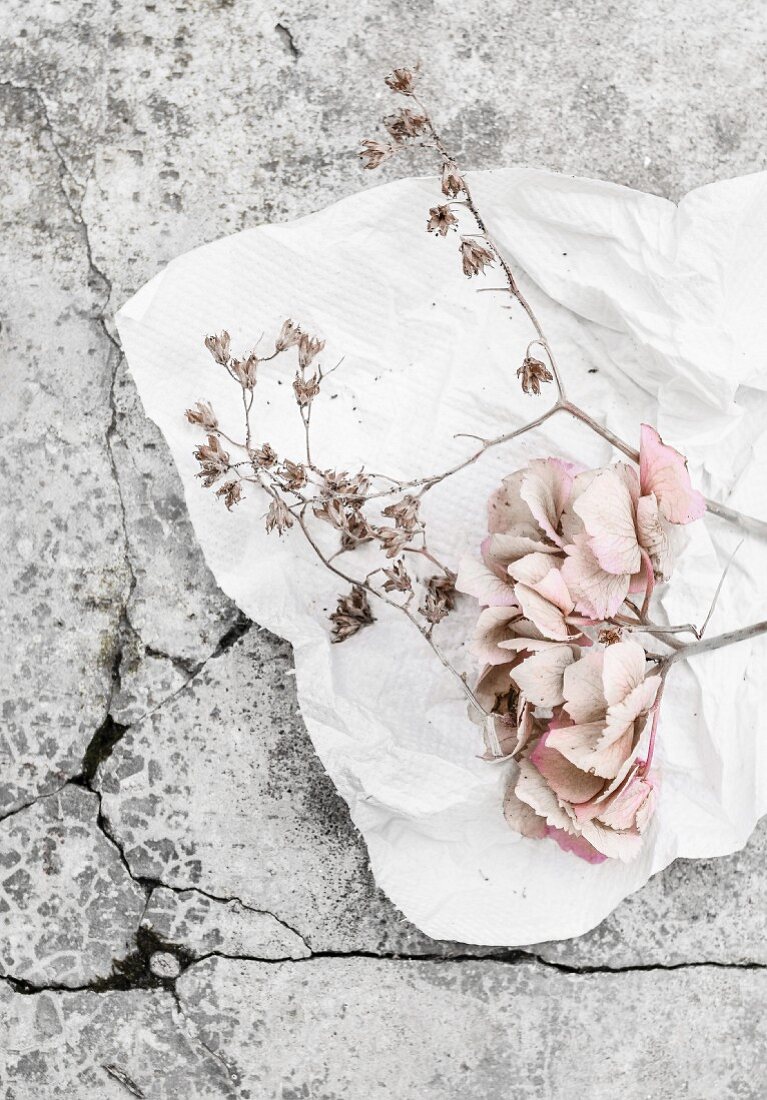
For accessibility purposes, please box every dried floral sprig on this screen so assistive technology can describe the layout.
[183,67,767,865]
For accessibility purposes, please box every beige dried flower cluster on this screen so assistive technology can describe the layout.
[183,67,767,864]
[185,314,457,646]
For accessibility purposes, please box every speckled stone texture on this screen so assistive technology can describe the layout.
[2,1,767,1096]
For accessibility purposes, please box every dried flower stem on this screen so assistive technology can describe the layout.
[294,505,485,713]
[665,618,767,665]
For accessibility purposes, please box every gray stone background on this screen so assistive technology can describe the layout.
[2,1,766,1096]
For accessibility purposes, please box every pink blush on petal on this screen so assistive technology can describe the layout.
[545,826,608,864]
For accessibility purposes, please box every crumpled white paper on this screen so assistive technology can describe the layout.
[116,167,767,945]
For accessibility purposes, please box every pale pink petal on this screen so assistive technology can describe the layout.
[602,674,660,737]
[636,493,674,581]
[481,533,558,578]
[562,651,606,723]
[578,819,643,861]
[574,468,642,575]
[512,645,575,707]
[487,471,539,535]
[474,663,517,714]
[534,567,574,615]
[520,458,574,546]
[615,461,640,506]
[516,584,570,641]
[561,535,631,619]
[503,776,547,839]
[531,733,604,803]
[507,552,562,587]
[573,753,641,822]
[456,555,517,607]
[598,771,654,831]
[514,758,573,831]
[471,606,524,665]
[545,826,608,863]
[639,423,706,525]
[635,784,657,832]
[498,635,568,653]
[602,640,648,706]
[545,720,606,774]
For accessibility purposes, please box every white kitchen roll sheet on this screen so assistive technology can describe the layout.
[116,167,767,944]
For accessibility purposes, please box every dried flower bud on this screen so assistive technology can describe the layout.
[384,108,428,142]
[460,238,495,278]
[232,353,259,389]
[215,480,243,510]
[359,139,395,170]
[293,372,321,408]
[426,204,458,237]
[252,442,277,468]
[313,496,346,529]
[382,559,412,593]
[419,570,457,625]
[194,434,230,487]
[298,333,325,370]
[441,161,464,198]
[598,627,623,646]
[204,331,231,366]
[276,319,302,352]
[517,356,554,396]
[276,459,307,492]
[265,498,294,536]
[330,585,375,643]
[322,469,370,502]
[384,68,417,95]
[185,400,218,432]
[382,494,420,531]
[375,525,411,559]
[341,508,374,551]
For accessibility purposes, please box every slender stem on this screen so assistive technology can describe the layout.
[294,506,487,715]
[666,619,767,665]
[641,672,667,775]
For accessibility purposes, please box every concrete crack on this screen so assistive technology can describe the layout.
[275,23,300,60]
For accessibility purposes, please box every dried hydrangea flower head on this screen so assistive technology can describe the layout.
[458,426,706,862]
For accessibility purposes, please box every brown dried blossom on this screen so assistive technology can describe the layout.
[427,204,458,237]
[252,442,277,468]
[359,139,395,170]
[215,480,243,510]
[340,508,375,551]
[384,68,418,95]
[185,400,218,432]
[232,353,259,389]
[460,238,495,278]
[293,371,321,407]
[265,498,294,536]
[194,434,230,487]
[313,496,345,528]
[330,585,375,643]
[517,356,554,396]
[375,525,411,559]
[321,469,371,502]
[384,108,428,142]
[298,333,325,369]
[419,570,457,625]
[441,161,464,198]
[276,318,302,352]
[276,459,307,492]
[598,627,624,646]
[382,559,412,593]
[382,494,420,531]
[204,331,231,366]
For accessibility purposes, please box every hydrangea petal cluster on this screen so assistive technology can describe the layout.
[456,424,704,862]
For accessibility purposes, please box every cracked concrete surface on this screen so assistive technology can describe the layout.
[2,1,767,1095]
